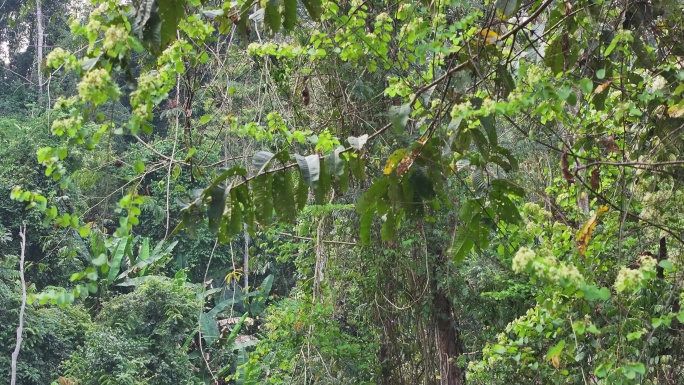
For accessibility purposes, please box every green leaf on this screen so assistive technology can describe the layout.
[478,115,497,148]
[449,226,475,264]
[359,209,375,245]
[200,313,220,346]
[282,0,297,32]
[139,237,150,261]
[491,179,525,197]
[301,0,323,20]
[253,151,275,174]
[389,103,411,134]
[544,36,565,75]
[357,178,389,214]
[295,154,321,185]
[294,170,309,211]
[157,0,185,49]
[116,240,177,282]
[489,190,521,224]
[234,184,255,234]
[580,284,611,301]
[252,174,273,226]
[658,260,673,271]
[273,171,296,224]
[596,68,606,79]
[580,78,594,93]
[200,114,212,124]
[326,146,346,177]
[134,160,146,173]
[495,0,521,18]
[107,237,129,283]
[470,128,490,160]
[380,209,400,242]
[546,340,566,360]
[78,225,91,238]
[264,0,281,35]
[237,2,250,38]
[208,185,227,233]
[207,298,239,318]
[313,158,331,204]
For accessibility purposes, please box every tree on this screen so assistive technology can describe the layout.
[8,0,684,383]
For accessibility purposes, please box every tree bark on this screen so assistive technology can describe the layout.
[434,289,465,385]
[10,225,27,385]
[35,0,44,98]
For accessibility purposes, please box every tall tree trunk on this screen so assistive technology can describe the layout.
[433,288,465,385]
[35,0,43,99]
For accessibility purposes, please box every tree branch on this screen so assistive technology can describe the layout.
[10,224,27,385]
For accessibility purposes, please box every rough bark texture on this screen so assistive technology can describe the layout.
[434,289,465,385]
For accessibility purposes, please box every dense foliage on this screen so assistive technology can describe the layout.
[2,0,684,384]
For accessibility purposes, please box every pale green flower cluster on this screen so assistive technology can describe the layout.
[46,48,73,69]
[640,254,657,272]
[512,247,536,273]
[450,100,472,118]
[480,98,497,115]
[130,71,163,119]
[525,65,543,85]
[51,116,84,137]
[614,254,657,293]
[614,267,643,293]
[375,12,392,23]
[78,68,119,106]
[548,264,584,284]
[512,246,585,285]
[103,25,128,53]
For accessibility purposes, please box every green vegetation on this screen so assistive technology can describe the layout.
[2,0,684,384]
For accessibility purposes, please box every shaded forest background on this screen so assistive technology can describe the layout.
[2,0,684,384]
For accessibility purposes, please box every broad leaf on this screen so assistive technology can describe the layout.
[200,313,220,346]
[495,0,521,18]
[326,146,346,177]
[252,174,273,226]
[273,171,296,224]
[295,154,321,185]
[301,0,323,20]
[282,0,297,32]
[389,103,411,134]
[157,0,185,49]
[253,151,275,174]
[348,134,369,151]
[208,185,227,232]
[107,237,129,283]
[263,0,281,35]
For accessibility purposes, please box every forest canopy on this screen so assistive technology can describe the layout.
[2,0,684,384]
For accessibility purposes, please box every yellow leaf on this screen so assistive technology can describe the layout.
[383,149,407,175]
[476,29,499,45]
[577,205,609,255]
[551,354,560,368]
[668,103,684,118]
[594,81,612,94]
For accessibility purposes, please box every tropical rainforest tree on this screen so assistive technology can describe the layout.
[3,0,684,384]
